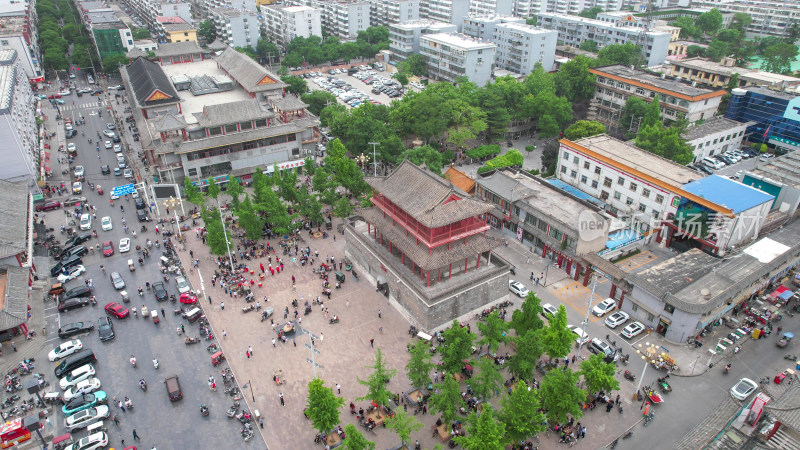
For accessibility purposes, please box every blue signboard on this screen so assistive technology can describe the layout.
[112,183,135,196]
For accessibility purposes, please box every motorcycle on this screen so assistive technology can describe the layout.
[130,355,137,368]
[623,370,635,382]
[185,337,200,345]
[139,379,147,391]
[207,343,218,353]
[329,315,339,324]
[227,405,238,418]
[200,404,209,417]
[153,358,159,370]
[784,354,797,361]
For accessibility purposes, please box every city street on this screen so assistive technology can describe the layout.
[35,91,265,450]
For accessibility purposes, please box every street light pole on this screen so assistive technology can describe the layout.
[368,142,379,177]
[577,275,598,356]
[217,199,234,270]
[635,342,656,398]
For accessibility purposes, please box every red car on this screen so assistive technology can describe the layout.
[101,241,114,257]
[105,302,129,318]
[179,293,197,304]
[35,201,62,212]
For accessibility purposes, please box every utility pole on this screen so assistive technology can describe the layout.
[265,52,274,70]
[303,329,322,378]
[368,142,379,177]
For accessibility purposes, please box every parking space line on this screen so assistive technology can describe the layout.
[552,282,604,322]
[44,313,60,319]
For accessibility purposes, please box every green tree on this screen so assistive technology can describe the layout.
[61,23,81,42]
[526,17,537,26]
[579,40,599,53]
[428,375,465,425]
[281,75,308,96]
[635,123,695,164]
[523,66,555,96]
[508,329,544,381]
[446,101,487,150]
[538,368,586,424]
[406,341,434,390]
[402,53,428,76]
[234,194,264,240]
[226,180,244,210]
[394,71,408,86]
[596,43,642,66]
[477,311,510,353]
[276,168,299,204]
[438,320,474,375]
[205,177,220,200]
[705,40,729,62]
[183,176,204,205]
[579,353,620,394]
[672,16,699,40]
[470,357,504,400]
[510,292,545,337]
[564,120,606,140]
[452,404,505,450]
[687,45,706,58]
[301,90,338,116]
[618,96,649,136]
[730,13,753,34]
[256,38,281,64]
[540,141,559,175]
[537,115,560,138]
[400,146,444,175]
[200,206,230,255]
[385,409,423,446]
[339,424,375,450]
[642,94,661,128]
[541,305,573,359]
[696,8,724,36]
[102,54,129,74]
[554,56,596,102]
[356,348,396,407]
[478,90,511,142]
[761,43,799,74]
[578,6,603,19]
[43,48,68,71]
[197,19,216,43]
[131,27,151,39]
[785,23,800,44]
[306,378,344,435]
[498,381,545,446]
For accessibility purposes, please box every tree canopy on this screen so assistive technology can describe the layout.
[306,378,344,435]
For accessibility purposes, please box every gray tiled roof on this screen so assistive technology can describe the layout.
[0,267,30,331]
[366,160,495,228]
[193,99,275,128]
[361,208,502,270]
[682,116,748,142]
[125,48,147,59]
[273,95,308,112]
[671,396,745,449]
[0,180,28,258]
[156,122,304,155]
[125,57,181,107]
[153,41,203,57]
[152,114,187,132]
[215,47,287,93]
[767,375,800,432]
[207,40,228,51]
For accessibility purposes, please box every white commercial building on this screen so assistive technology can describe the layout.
[389,20,456,62]
[420,32,496,86]
[462,16,556,74]
[681,116,749,163]
[421,0,470,31]
[209,8,260,49]
[0,50,37,186]
[370,0,419,27]
[537,12,671,67]
[262,5,322,48]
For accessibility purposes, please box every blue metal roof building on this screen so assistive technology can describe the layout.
[681,175,775,214]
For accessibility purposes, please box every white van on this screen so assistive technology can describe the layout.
[702,157,724,170]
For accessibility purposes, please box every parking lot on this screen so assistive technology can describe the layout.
[303,64,423,108]
[691,146,769,179]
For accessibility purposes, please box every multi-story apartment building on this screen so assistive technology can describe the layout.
[388,20,456,62]
[0,50,37,187]
[695,0,800,39]
[298,0,370,40]
[120,48,319,186]
[370,0,419,27]
[0,13,42,84]
[420,32,496,86]
[204,0,258,13]
[469,0,513,17]
[421,0,470,31]
[462,16,556,74]
[156,17,198,43]
[262,5,322,48]
[681,116,749,163]
[209,8,259,49]
[589,65,726,128]
[666,57,800,91]
[537,13,671,67]
[595,11,681,40]
[85,11,134,59]
[515,0,624,18]
[117,0,193,32]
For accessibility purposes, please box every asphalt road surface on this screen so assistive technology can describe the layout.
[37,93,265,450]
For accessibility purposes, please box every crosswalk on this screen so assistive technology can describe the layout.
[55,101,106,112]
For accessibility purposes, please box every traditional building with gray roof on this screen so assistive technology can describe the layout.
[345,160,510,331]
[214,47,287,99]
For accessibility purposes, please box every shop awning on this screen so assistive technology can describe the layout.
[770,285,791,299]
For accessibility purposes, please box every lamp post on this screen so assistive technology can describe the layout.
[368,142,379,176]
[163,196,182,238]
[216,199,234,270]
[634,342,657,399]
[354,153,369,171]
[577,275,599,356]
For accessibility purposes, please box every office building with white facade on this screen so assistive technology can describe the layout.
[420,32,496,86]
[0,50,37,186]
[209,8,260,49]
[370,0,419,27]
[589,65,727,128]
[681,116,750,163]
[262,5,322,48]
[462,16,556,74]
[537,13,671,67]
[421,0,470,31]
[389,20,456,61]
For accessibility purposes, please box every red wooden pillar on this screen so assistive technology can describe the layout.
[380,233,383,245]
[618,290,625,308]
[449,263,452,279]
[574,263,581,281]
[609,284,617,299]
[367,223,370,235]
[565,260,572,275]
[542,244,548,258]
[583,267,593,287]
[426,271,430,287]
[402,253,405,264]
[476,253,481,269]
[464,258,468,273]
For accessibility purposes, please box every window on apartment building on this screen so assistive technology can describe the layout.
[187,168,198,177]
[630,182,637,192]
[563,151,570,160]
[603,177,612,188]
[573,156,579,164]
[642,188,650,198]
[653,210,660,220]
[617,177,624,185]
[704,99,709,105]
[614,192,621,200]
[584,162,590,169]
[626,197,634,205]
[635,88,645,95]
[594,166,601,175]
[655,194,664,204]
[664,303,675,314]
[600,191,609,200]
[537,219,548,232]
[571,170,577,178]
[591,180,599,188]
[581,175,588,184]
[561,166,568,174]
[713,138,718,145]
[638,204,646,212]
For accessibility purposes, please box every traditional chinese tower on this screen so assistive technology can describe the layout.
[345,161,510,330]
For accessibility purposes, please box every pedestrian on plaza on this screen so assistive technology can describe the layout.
[221,302,225,310]
[378,309,382,319]
[336,383,341,394]
[293,337,296,347]
[434,371,439,383]
[572,355,576,364]
[279,393,284,406]
[45,417,52,428]
[119,435,125,447]
[369,338,374,347]
[272,339,276,347]
[119,401,125,413]
[222,330,227,338]
[113,414,120,426]
[248,345,253,355]
[132,429,140,441]
[161,308,165,318]
[246,351,251,359]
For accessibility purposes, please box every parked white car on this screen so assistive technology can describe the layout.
[48,340,83,362]
[59,365,96,390]
[63,378,102,401]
